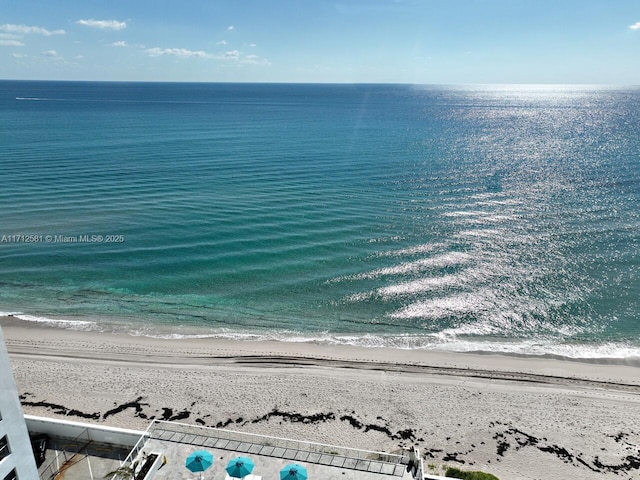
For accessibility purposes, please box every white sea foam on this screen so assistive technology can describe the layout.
[427,338,640,360]
[0,311,98,329]
[8,311,634,361]
[312,332,639,360]
[145,328,640,360]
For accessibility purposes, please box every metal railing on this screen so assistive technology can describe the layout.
[149,420,409,464]
[108,431,151,480]
[38,428,92,480]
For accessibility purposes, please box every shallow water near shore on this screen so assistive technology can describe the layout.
[1,81,639,359]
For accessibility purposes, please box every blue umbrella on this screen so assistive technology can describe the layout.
[280,464,308,480]
[185,450,214,479]
[226,456,255,478]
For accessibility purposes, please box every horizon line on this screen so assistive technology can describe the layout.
[1,78,639,87]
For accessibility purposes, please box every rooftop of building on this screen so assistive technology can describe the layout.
[138,420,414,480]
[27,416,426,480]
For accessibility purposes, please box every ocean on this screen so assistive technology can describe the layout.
[1,81,638,359]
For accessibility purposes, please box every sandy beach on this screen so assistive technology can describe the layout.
[2,316,639,480]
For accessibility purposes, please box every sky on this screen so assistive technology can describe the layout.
[1,0,639,84]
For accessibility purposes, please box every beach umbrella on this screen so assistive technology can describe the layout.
[280,463,308,480]
[226,456,255,478]
[185,450,214,479]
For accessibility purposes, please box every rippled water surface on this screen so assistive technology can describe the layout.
[1,82,638,358]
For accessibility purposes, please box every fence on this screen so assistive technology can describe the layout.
[25,415,146,480]
[148,420,409,464]
[36,426,92,480]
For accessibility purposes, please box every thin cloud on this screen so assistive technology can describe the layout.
[0,24,65,36]
[243,54,270,66]
[0,39,24,47]
[630,22,640,30]
[145,47,211,58]
[76,19,127,30]
[11,53,27,58]
[216,40,227,45]
[216,50,270,65]
[143,45,268,65]
[222,49,240,59]
[39,50,77,66]
[227,25,235,31]
[111,41,128,47]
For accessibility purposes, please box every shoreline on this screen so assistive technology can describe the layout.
[3,316,640,479]
[3,311,640,365]
[3,315,640,384]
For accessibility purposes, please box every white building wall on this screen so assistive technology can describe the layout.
[0,326,39,480]
[25,415,145,447]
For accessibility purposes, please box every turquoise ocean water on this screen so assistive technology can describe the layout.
[0,81,638,358]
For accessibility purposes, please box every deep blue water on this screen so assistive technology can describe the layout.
[1,81,638,358]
